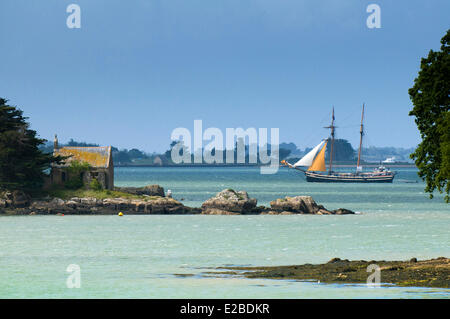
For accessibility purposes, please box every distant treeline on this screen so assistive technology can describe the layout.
[40,138,414,166]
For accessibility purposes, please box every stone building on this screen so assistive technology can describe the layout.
[50,135,114,190]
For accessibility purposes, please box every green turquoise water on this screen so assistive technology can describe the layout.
[0,167,448,298]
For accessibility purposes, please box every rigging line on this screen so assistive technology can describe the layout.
[296,110,332,151]
[338,104,367,127]
[361,132,376,163]
[364,133,375,149]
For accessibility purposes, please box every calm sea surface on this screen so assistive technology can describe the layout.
[0,167,449,298]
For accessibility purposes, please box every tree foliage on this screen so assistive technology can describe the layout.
[409,30,450,202]
[67,139,99,147]
[0,98,62,191]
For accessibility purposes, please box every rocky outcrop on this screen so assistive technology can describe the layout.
[269,196,354,215]
[331,208,355,215]
[1,187,354,216]
[14,196,200,215]
[201,189,259,215]
[1,190,31,208]
[270,196,320,214]
[114,185,165,197]
[200,190,354,215]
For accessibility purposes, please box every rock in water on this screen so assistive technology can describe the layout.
[270,196,322,214]
[201,189,258,215]
[270,196,354,215]
[332,208,354,215]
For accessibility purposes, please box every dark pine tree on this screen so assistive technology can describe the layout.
[0,98,62,191]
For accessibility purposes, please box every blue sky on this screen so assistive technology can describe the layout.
[1,0,449,152]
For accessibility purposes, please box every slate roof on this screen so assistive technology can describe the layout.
[54,146,112,168]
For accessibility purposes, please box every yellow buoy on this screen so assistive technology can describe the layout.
[118,212,123,216]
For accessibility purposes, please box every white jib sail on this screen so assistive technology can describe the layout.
[293,140,326,167]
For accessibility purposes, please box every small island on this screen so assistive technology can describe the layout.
[0,187,355,216]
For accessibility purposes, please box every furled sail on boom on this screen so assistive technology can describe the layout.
[293,140,326,167]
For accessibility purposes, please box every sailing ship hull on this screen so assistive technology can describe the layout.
[305,171,395,183]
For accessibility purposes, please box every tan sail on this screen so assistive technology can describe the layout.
[293,140,326,167]
[307,141,327,172]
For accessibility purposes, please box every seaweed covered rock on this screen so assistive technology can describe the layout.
[220,257,450,288]
[201,189,258,215]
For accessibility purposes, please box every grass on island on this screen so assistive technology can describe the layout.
[224,188,245,200]
[42,187,168,202]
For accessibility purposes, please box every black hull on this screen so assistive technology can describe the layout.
[305,171,395,183]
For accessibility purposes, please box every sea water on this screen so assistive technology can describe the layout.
[0,167,448,298]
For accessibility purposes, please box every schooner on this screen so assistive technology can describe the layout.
[281,105,396,183]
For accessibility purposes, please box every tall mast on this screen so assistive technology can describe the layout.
[357,103,365,169]
[326,107,336,173]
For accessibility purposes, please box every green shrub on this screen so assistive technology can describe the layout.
[65,177,84,190]
[90,178,102,191]
[65,160,91,190]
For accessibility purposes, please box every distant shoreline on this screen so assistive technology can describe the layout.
[115,163,417,168]
[330,164,416,168]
